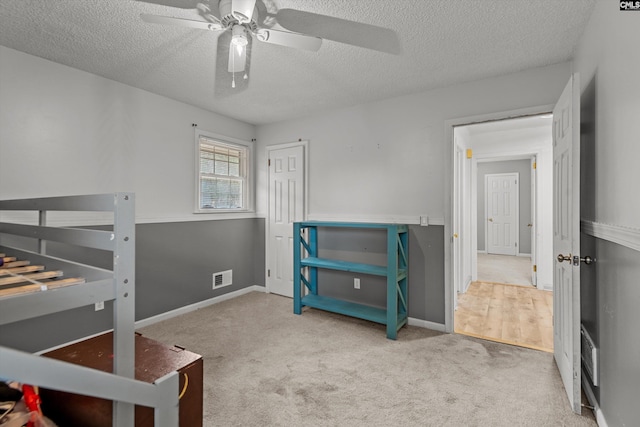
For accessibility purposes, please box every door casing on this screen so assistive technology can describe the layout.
[266,140,309,296]
[445,105,555,332]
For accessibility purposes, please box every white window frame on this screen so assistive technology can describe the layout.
[194,129,253,214]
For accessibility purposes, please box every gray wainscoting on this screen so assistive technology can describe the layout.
[0,218,265,352]
[580,235,640,424]
[314,225,445,324]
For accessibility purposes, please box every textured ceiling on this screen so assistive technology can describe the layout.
[0,0,596,125]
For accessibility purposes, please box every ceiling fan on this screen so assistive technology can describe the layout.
[140,0,400,91]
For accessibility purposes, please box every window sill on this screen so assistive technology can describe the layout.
[194,209,254,215]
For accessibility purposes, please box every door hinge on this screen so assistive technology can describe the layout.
[267,269,271,277]
[268,159,271,166]
[533,162,537,169]
[533,264,537,272]
[515,242,517,247]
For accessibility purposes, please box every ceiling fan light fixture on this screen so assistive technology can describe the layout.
[231,25,248,45]
[231,25,248,55]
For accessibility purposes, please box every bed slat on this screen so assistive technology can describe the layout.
[0,260,31,269]
[0,266,46,277]
[0,271,64,286]
[0,277,86,297]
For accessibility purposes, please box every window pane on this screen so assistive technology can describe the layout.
[228,162,239,177]
[215,160,229,176]
[198,136,248,210]
[200,151,214,174]
[200,177,243,209]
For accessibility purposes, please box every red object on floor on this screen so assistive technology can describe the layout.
[22,384,42,427]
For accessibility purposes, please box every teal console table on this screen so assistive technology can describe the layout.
[293,221,409,340]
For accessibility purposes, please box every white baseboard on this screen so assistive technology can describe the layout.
[582,372,608,427]
[135,285,266,329]
[36,329,115,355]
[477,250,487,254]
[36,285,267,355]
[462,276,472,293]
[517,253,532,257]
[408,317,446,332]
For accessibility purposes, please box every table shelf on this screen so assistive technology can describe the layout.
[293,221,409,340]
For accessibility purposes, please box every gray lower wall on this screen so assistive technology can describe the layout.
[477,160,532,254]
[580,235,640,425]
[0,218,446,353]
[579,73,640,425]
[315,225,445,324]
[0,218,265,352]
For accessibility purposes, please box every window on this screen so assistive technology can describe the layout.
[196,132,251,212]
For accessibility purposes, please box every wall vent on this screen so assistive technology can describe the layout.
[213,270,232,289]
[581,324,599,386]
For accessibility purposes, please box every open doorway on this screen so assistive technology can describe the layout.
[479,164,530,286]
[452,114,554,352]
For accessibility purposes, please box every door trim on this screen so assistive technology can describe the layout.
[444,104,555,333]
[265,140,309,294]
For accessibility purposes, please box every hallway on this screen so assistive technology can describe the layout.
[455,280,553,352]
[477,253,533,286]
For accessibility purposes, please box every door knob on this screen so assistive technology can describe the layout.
[580,256,595,265]
[527,223,533,227]
[488,218,493,222]
[557,254,595,265]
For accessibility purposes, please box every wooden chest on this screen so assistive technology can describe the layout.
[39,332,203,427]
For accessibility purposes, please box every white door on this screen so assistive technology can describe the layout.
[553,74,581,414]
[530,156,537,287]
[267,145,305,298]
[486,173,518,255]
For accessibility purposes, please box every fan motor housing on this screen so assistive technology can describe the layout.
[219,0,258,30]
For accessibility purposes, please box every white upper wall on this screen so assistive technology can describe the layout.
[573,1,640,229]
[0,46,256,223]
[256,62,571,223]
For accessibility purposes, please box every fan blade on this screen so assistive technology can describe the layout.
[275,9,401,55]
[228,41,247,73]
[254,29,321,52]
[135,0,200,9]
[231,0,257,23]
[140,14,224,31]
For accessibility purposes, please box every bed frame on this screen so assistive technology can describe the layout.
[0,193,179,427]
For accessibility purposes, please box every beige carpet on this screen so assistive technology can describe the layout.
[139,292,595,426]
[477,253,533,286]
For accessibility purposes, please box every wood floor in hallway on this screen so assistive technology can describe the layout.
[455,281,553,352]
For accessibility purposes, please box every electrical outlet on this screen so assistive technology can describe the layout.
[354,278,360,289]
[94,301,104,311]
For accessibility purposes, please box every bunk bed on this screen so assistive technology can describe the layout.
[0,193,179,427]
